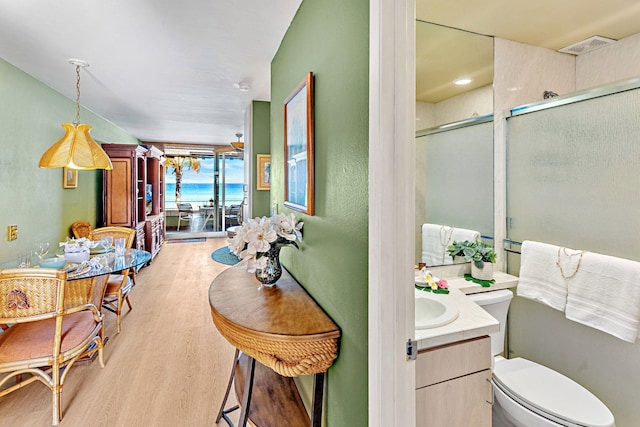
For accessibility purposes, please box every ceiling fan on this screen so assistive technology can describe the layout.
[215,133,245,155]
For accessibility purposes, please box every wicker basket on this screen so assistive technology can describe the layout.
[471,261,494,281]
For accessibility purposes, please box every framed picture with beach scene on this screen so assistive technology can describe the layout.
[63,167,78,189]
[284,72,314,215]
[257,154,271,190]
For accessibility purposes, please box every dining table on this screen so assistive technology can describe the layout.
[199,205,219,231]
[0,248,151,319]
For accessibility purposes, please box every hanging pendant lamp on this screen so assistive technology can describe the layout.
[38,59,113,170]
[230,133,244,152]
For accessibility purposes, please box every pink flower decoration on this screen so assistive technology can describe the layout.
[437,279,448,289]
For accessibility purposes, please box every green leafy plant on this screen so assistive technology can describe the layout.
[447,240,496,268]
[446,240,473,259]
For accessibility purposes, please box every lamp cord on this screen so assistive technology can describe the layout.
[74,65,81,126]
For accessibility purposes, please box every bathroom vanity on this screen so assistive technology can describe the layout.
[414,271,518,426]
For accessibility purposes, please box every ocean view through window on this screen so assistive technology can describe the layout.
[165,156,244,208]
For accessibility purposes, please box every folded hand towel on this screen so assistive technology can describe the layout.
[421,224,480,266]
[421,224,450,266]
[450,227,481,247]
[517,241,569,311]
[565,252,640,343]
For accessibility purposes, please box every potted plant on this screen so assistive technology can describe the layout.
[446,240,473,263]
[447,240,497,280]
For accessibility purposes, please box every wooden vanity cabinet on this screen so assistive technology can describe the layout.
[415,336,492,427]
[102,144,165,261]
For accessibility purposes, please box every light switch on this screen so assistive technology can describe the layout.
[7,225,17,241]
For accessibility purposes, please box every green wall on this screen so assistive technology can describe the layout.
[251,100,271,218]
[271,0,369,425]
[0,58,139,264]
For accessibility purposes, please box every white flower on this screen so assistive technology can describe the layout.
[227,213,303,273]
[235,252,267,273]
[245,217,277,254]
[272,213,303,242]
[228,225,250,255]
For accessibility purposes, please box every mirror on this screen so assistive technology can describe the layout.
[415,22,495,266]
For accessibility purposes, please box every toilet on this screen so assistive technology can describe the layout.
[468,289,615,427]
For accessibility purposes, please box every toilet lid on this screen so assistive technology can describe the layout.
[493,358,614,427]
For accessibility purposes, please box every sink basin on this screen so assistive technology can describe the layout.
[415,292,459,329]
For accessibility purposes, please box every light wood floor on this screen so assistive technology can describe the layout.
[0,238,240,427]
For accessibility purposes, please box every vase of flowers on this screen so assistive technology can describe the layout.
[228,213,303,286]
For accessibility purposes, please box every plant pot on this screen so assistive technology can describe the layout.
[471,261,493,281]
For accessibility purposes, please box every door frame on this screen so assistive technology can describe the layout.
[368,0,416,425]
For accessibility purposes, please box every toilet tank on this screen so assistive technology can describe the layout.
[468,289,514,356]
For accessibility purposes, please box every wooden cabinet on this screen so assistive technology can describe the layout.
[102,144,165,262]
[415,336,492,427]
[145,214,164,259]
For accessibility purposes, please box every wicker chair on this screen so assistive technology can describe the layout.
[89,226,136,333]
[0,268,104,425]
[70,221,92,239]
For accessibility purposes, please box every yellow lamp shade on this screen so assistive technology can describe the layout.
[39,123,113,170]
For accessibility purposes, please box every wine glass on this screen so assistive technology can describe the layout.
[101,236,114,250]
[34,242,50,261]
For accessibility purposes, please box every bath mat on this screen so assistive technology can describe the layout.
[211,246,240,265]
[167,238,207,244]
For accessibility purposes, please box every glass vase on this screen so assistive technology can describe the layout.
[255,245,282,287]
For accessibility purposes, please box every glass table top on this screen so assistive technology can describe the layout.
[0,249,151,280]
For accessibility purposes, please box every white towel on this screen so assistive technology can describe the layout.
[565,252,640,343]
[450,227,481,247]
[421,224,449,266]
[421,224,480,266]
[517,241,570,312]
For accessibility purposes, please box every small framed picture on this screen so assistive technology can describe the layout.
[284,72,314,215]
[257,154,271,190]
[63,167,78,189]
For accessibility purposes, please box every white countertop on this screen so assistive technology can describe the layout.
[414,271,518,350]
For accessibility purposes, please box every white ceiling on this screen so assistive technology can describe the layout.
[2,1,640,147]
[0,0,301,147]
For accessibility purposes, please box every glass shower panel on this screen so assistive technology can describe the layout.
[417,120,494,241]
[506,88,640,260]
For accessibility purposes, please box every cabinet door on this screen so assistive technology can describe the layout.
[105,158,133,226]
[416,369,491,427]
[416,336,491,389]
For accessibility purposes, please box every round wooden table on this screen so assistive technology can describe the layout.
[209,267,340,427]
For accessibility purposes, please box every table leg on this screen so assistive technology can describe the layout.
[238,356,256,427]
[200,213,211,231]
[311,372,325,427]
[216,348,240,425]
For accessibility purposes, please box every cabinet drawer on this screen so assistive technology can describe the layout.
[416,369,492,427]
[416,336,491,389]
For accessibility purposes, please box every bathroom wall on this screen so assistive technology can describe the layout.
[415,101,435,130]
[270,0,369,425]
[415,84,492,131]
[576,32,640,90]
[0,58,139,264]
